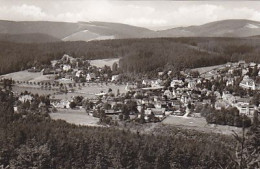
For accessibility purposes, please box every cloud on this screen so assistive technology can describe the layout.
[0,4,46,20]
[0,1,260,29]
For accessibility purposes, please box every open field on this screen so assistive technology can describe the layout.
[0,70,42,81]
[88,58,120,68]
[192,64,226,75]
[162,115,242,135]
[0,70,55,83]
[52,83,126,100]
[11,82,127,100]
[50,109,100,126]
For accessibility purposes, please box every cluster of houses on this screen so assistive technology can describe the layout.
[201,61,260,116]
[39,54,120,84]
[16,59,260,124]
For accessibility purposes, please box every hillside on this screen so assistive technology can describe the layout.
[1,37,260,75]
[159,19,260,37]
[1,19,260,42]
[0,20,153,42]
[0,33,60,43]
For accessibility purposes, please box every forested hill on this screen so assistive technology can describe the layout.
[1,37,260,75]
[0,89,240,168]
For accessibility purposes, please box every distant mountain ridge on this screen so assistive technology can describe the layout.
[0,19,260,42]
[158,19,260,37]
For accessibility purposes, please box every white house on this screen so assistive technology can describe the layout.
[52,100,71,109]
[19,95,33,103]
[63,65,71,71]
[142,80,151,86]
[75,70,83,77]
[242,68,249,76]
[111,75,119,82]
[239,75,259,90]
[163,90,173,99]
[170,79,184,88]
[235,103,255,116]
[226,78,234,86]
[222,92,236,105]
[86,73,96,81]
[188,80,197,89]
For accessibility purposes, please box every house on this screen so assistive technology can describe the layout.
[63,65,71,71]
[75,70,83,77]
[187,80,197,89]
[235,103,255,116]
[19,95,33,103]
[144,108,166,119]
[163,89,173,99]
[111,75,119,82]
[86,73,96,81]
[151,79,162,87]
[226,78,234,86]
[222,92,236,105]
[142,79,152,86]
[52,100,71,109]
[215,100,230,110]
[239,75,260,90]
[242,68,249,76]
[170,79,184,88]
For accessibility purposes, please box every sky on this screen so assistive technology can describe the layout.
[1,0,260,30]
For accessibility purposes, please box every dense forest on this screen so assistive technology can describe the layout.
[0,89,259,168]
[0,37,260,75]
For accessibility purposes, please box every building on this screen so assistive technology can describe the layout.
[19,95,33,103]
[52,100,71,109]
[86,73,96,81]
[63,65,71,71]
[239,75,259,90]
[163,90,173,99]
[235,103,255,116]
[75,70,83,77]
[170,79,184,88]
[187,80,197,89]
[226,78,234,86]
[151,79,162,88]
[111,75,119,82]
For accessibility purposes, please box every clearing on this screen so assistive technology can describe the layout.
[50,109,100,126]
[192,64,226,75]
[162,115,242,135]
[88,58,120,68]
[0,70,55,83]
[1,70,42,81]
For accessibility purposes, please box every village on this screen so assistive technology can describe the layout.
[1,54,260,129]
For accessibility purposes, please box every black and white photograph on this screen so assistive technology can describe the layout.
[0,0,259,168]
